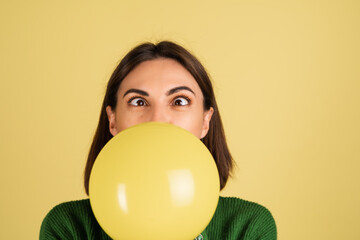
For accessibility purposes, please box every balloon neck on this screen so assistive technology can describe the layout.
[194,234,204,240]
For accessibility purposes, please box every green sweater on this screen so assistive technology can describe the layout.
[40,197,276,240]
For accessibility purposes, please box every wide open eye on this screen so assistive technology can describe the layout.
[173,97,190,106]
[128,97,147,106]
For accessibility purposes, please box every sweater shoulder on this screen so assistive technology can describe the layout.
[218,196,274,218]
[45,199,92,217]
[205,196,277,240]
[39,199,110,240]
[40,199,93,229]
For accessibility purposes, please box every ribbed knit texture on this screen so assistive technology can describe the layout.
[40,197,276,240]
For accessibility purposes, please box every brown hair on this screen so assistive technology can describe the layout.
[84,41,234,195]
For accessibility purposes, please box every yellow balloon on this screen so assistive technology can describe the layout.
[89,122,220,240]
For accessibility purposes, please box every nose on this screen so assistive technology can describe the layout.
[149,106,171,123]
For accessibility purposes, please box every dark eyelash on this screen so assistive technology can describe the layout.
[127,96,146,104]
[127,95,191,104]
[174,94,192,104]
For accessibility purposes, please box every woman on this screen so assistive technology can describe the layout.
[40,41,277,240]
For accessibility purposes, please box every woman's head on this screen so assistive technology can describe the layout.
[84,41,233,194]
[105,58,214,139]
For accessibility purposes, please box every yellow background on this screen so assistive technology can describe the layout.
[1,0,359,239]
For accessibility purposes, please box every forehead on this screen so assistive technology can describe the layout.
[119,58,202,93]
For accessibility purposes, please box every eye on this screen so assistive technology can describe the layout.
[128,97,147,106]
[173,96,190,106]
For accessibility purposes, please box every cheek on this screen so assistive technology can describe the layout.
[172,112,204,138]
[115,108,147,132]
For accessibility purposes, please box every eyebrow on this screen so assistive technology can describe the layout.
[166,86,195,96]
[123,86,195,98]
[123,89,149,98]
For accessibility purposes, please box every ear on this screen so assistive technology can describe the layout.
[200,107,214,139]
[106,106,118,137]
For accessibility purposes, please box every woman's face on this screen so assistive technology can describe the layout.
[106,58,214,139]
